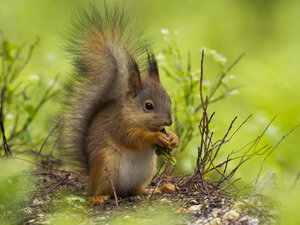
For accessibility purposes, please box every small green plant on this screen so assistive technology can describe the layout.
[0,33,58,156]
[158,29,244,155]
[0,33,59,224]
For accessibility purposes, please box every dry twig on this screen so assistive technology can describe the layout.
[0,33,11,156]
[184,50,253,193]
[35,121,61,170]
[47,173,70,192]
[104,166,118,209]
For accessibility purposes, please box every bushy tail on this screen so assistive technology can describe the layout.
[59,4,148,171]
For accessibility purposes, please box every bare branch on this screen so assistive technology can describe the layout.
[256,124,299,184]
[291,170,300,189]
[9,74,59,140]
[0,34,11,156]
[104,166,118,209]
[35,121,61,170]
[47,173,70,193]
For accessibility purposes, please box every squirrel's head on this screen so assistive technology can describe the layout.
[125,53,172,132]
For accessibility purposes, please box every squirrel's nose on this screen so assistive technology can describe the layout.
[164,118,172,126]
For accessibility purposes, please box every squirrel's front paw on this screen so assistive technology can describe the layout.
[155,132,172,150]
[167,131,178,149]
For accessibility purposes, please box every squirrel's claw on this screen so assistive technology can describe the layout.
[89,195,110,204]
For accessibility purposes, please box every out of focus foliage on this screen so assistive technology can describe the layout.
[158,29,242,155]
[0,36,58,224]
[0,35,58,151]
[0,158,33,224]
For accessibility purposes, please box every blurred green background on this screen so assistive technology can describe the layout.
[0,0,299,223]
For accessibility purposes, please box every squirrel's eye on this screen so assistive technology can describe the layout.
[145,102,154,110]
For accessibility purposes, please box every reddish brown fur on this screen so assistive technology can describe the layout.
[61,6,178,199]
[86,96,174,196]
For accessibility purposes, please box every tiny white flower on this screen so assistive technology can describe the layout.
[215,53,227,64]
[48,79,55,87]
[202,80,210,87]
[160,28,169,34]
[45,53,55,62]
[210,49,216,55]
[28,74,40,81]
[6,114,13,120]
[228,90,239,95]
[156,53,165,60]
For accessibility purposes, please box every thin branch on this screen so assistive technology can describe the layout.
[291,170,300,189]
[255,124,299,184]
[150,163,170,198]
[9,37,40,82]
[195,53,246,113]
[217,178,241,193]
[151,161,166,185]
[0,84,11,155]
[199,49,205,109]
[104,166,118,209]
[11,156,82,177]
[35,121,61,170]
[0,36,10,155]
[209,52,246,98]
[209,85,244,104]
[9,74,59,140]
[47,173,70,193]
[226,53,246,73]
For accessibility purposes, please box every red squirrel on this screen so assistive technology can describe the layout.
[60,5,178,204]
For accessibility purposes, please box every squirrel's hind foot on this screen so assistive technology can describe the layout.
[158,183,175,192]
[142,183,175,195]
[89,195,110,204]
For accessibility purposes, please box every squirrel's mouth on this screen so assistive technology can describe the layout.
[158,126,164,131]
[148,125,164,132]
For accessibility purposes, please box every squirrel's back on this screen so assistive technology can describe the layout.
[59,4,149,171]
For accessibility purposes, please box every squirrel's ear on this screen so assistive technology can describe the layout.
[147,51,160,83]
[127,57,142,97]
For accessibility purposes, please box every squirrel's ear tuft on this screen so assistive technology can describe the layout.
[147,51,160,82]
[127,56,142,97]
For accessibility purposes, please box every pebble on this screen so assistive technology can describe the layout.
[189,204,202,212]
[94,216,106,222]
[223,209,240,221]
[232,201,245,213]
[28,219,36,223]
[207,217,221,225]
[33,198,44,206]
[239,216,259,225]
[24,196,30,202]
[35,221,51,224]
[22,207,33,214]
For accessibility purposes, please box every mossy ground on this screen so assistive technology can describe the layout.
[13,169,276,225]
